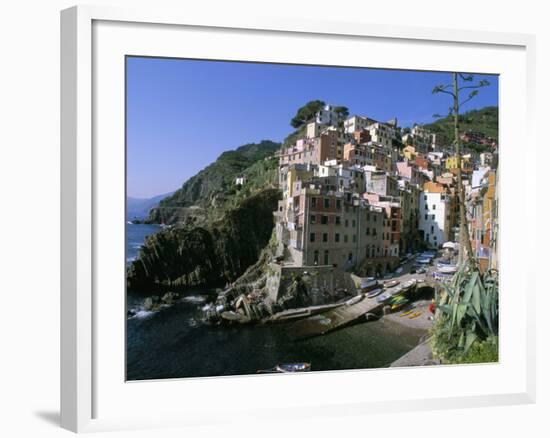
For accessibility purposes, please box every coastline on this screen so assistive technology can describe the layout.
[383,299,438,367]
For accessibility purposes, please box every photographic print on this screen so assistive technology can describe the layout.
[125,57,499,380]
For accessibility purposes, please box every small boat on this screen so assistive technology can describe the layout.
[383,279,401,289]
[257,362,312,374]
[390,279,416,296]
[437,265,458,274]
[400,309,414,317]
[416,258,432,265]
[389,295,407,305]
[376,292,393,303]
[366,288,384,298]
[360,278,379,292]
[408,312,422,319]
[391,300,409,310]
[345,295,364,306]
[276,363,311,373]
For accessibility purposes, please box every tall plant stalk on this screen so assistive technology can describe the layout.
[452,73,474,265]
[432,73,490,267]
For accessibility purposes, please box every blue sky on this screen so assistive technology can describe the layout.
[127,57,498,198]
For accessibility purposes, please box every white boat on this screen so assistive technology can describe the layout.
[390,279,417,296]
[345,295,364,306]
[437,265,458,274]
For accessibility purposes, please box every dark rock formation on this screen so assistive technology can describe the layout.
[127,188,280,292]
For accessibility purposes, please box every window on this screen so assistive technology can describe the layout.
[366,228,370,236]
[310,233,315,242]
[352,235,357,243]
[323,233,328,243]
[324,250,329,265]
[321,215,328,225]
[310,215,316,224]
[432,204,436,210]
[352,219,356,228]
[335,233,340,243]
[311,197,317,208]
[424,214,428,220]
[324,198,330,208]
[345,219,349,227]
[336,200,341,209]
[373,229,377,236]
[314,250,319,265]
[335,216,341,225]
[344,235,348,243]
[348,252,353,262]
[366,213,370,221]
[431,225,434,233]
[373,215,377,222]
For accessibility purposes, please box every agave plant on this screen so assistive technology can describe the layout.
[433,264,498,359]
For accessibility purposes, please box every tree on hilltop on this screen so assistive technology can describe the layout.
[290,100,325,128]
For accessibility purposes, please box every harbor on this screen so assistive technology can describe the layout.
[126,225,445,379]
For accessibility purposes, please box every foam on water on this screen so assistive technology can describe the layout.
[131,309,157,319]
[182,295,207,304]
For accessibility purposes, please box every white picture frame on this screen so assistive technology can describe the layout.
[61,4,537,433]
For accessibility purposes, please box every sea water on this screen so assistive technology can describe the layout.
[125,223,424,380]
[126,222,161,265]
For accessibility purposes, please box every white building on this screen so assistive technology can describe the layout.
[366,122,395,149]
[316,162,365,193]
[418,189,450,248]
[315,104,340,126]
[402,125,433,153]
[471,166,490,190]
[480,152,493,167]
[344,115,372,133]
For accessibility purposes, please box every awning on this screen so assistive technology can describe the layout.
[442,241,458,250]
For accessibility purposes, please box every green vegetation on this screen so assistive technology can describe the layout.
[453,336,498,364]
[132,140,282,292]
[146,140,279,225]
[430,265,499,364]
[425,105,498,151]
[290,100,325,128]
[230,156,278,206]
[283,126,306,148]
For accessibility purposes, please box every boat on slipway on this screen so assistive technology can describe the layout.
[388,278,417,296]
[437,264,458,274]
[366,287,384,298]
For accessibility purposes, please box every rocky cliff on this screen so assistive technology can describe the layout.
[127,188,280,292]
[146,140,280,225]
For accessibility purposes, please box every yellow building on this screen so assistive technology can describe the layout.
[445,154,472,172]
[402,145,417,161]
[286,165,312,198]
